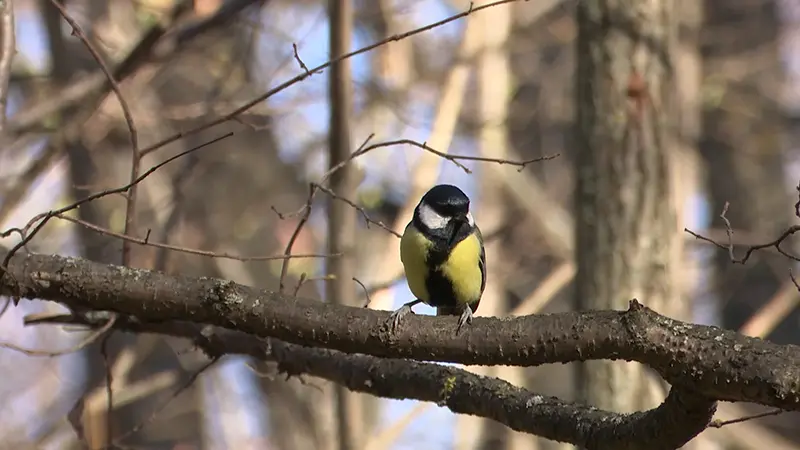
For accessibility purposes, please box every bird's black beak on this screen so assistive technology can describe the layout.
[448,213,468,246]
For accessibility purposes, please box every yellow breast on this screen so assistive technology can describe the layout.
[400,225,483,306]
[399,225,432,302]
[442,232,483,304]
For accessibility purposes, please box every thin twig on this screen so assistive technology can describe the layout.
[684,202,800,264]
[0,139,59,227]
[115,358,219,442]
[0,132,233,272]
[353,277,371,307]
[286,274,337,298]
[292,42,312,76]
[318,133,374,186]
[8,0,191,135]
[708,409,785,428]
[55,214,336,262]
[790,269,800,293]
[0,315,116,357]
[100,332,114,447]
[270,135,365,291]
[314,183,401,237]
[278,184,316,293]
[322,138,556,181]
[153,154,202,271]
[292,272,308,297]
[47,0,141,266]
[137,0,524,158]
[0,0,15,131]
[270,134,549,295]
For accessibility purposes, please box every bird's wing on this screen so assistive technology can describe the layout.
[477,227,487,296]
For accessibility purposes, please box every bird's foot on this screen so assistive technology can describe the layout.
[386,302,417,333]
[456,306,474,335]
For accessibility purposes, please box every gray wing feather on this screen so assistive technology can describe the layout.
[476,226,487,295]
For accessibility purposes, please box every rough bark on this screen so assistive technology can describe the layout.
[574,0,678,413]
[25,310,717,450]
[4,251,769,448]
[5,251,800,414]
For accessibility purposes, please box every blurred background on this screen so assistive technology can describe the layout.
[0,0,799,449]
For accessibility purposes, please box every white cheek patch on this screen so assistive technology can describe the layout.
[466,212,474,227]
[419,203,449,230]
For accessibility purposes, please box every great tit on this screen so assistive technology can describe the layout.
[388,184,486,333]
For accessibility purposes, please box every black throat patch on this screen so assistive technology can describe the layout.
[411,210,472,266]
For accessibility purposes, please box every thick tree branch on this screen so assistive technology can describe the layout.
[28,313,715,450]
[1,252,799,412]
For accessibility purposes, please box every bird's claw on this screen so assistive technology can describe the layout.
[387,304,413,333]
[456,307,474,335]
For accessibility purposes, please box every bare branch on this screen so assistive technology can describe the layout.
[277,185,315,293]
[9,0,189,135]
[684,202,800,263]
[0,145,59,228]
[292,42,313,76]
[55,213,335,262]
[352,277,370,307]
[137,0,526,158]
[0,314,115,356]
[314,184,401,237]
[3,252,800,414]
[322,138,556,180]
[707,408,785,428]
[791,269,800,292]
[0,132,232,275]
[46,0,141,266]
[29,312,715,450]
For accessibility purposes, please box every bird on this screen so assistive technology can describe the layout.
[388,184,486,334]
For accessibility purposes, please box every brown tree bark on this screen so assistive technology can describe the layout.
[574,0,679,413]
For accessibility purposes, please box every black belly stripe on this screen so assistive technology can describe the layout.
[425,268,458,308]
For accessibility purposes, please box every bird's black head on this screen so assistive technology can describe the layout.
[415,184,473,246]
[420,184,470,217]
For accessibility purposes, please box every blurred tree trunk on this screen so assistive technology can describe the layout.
[37,0,320,448]
[146,5,332,449]
[326,1,371,450]
[38,2,193,449]
[673,0,703,326]
[453,5,539,450]
[674,3,715,448]
[573,0,679,415]
[506,6,576,449]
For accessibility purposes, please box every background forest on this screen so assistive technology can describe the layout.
[1,0,799,449]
